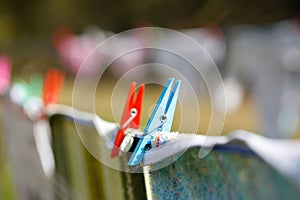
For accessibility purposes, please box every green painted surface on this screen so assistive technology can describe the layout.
[150,148,300,200]
[50,114,147,200]
[0,99,17,200]
[0,160,18,200]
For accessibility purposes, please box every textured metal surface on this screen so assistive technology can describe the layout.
[150,148,300,200]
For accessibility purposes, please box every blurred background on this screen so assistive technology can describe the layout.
[1,0,300,199]
[0,0,299,132]
[0,0,299,135]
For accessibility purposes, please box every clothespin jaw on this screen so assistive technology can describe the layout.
[0,55,12,95]
[111,82,145,158]
[128,78,181,166]
[43,68,65,106]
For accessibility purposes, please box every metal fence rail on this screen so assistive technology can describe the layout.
[1,99,300,199]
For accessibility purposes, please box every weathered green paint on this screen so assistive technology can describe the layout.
[150,148,300,200]
[50,114,147,200]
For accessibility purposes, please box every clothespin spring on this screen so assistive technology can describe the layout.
[121,108,138,129]
[145,114,168,135]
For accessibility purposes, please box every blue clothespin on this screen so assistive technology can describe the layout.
[128,78,181,166]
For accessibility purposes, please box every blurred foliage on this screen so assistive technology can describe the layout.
[0,0,299,73]
[0,0,299,39]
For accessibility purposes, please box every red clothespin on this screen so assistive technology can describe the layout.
[111,82,144,158]
[43,68,65,106]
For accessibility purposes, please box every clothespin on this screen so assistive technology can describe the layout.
[43,68,65,106]
[111,82,145,158]
[9,80,30,106]
[9,74,42,106]
[0,55,12,95]
[22,75,44,120]
[28,75,43,97]
[9,74,44,120]
[128,78,181,166]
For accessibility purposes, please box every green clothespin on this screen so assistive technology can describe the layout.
[23,74,44,120]
[28,74,43,98]
[9,74,44,120]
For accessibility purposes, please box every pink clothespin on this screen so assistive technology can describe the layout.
[0,55,12,95]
